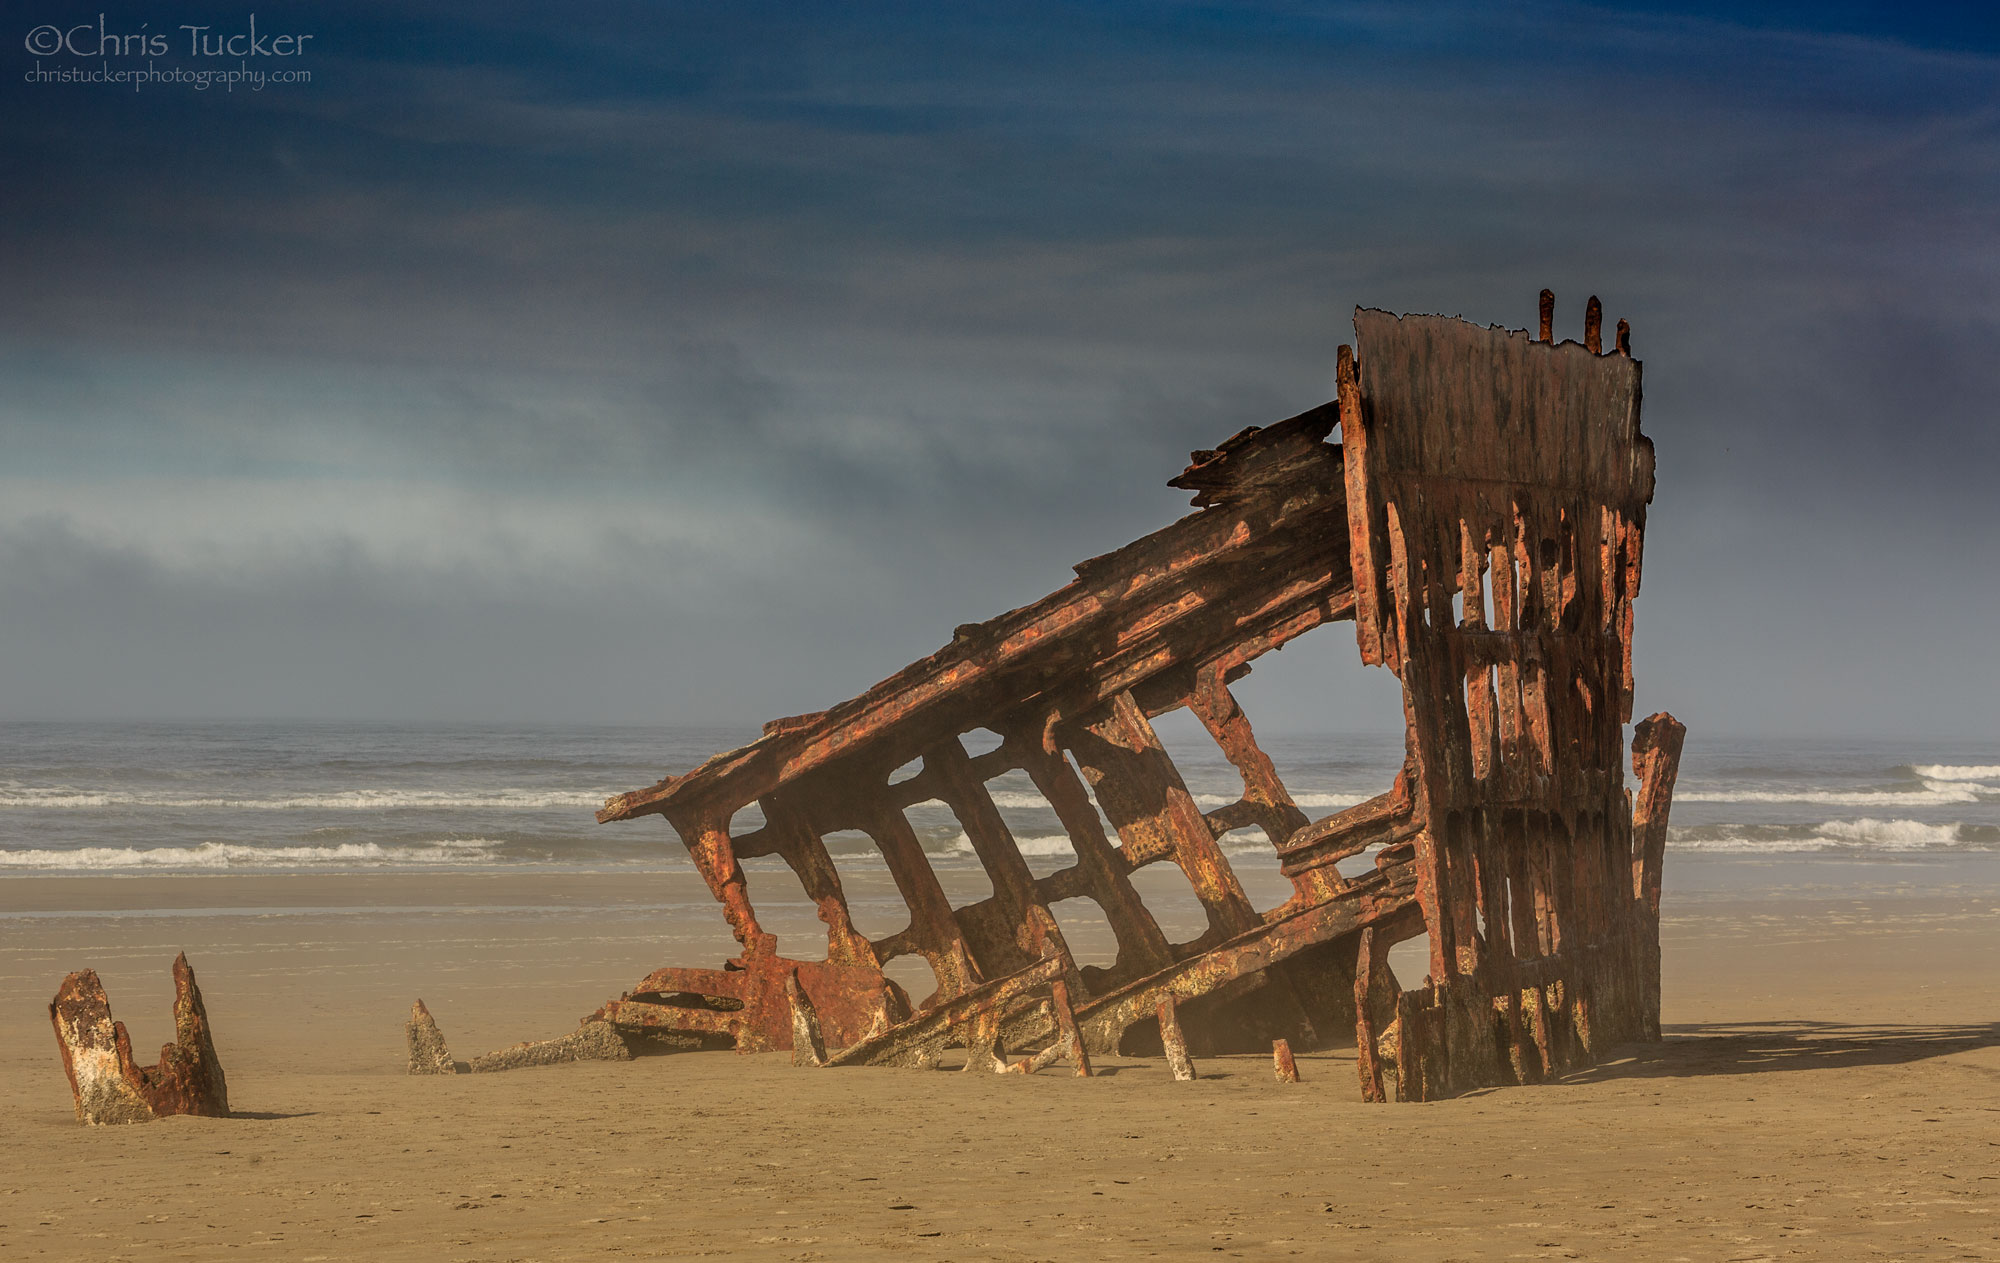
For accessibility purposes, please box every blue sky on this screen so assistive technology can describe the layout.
[2,2,1995,735]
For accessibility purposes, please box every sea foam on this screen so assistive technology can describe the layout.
[1675,782,1980,807]
[0,788,607,811]
[1668,818,1970,855]
[1910,764,2000,782]
[938,830,1303,861]
[0,839,503,870]
[984,788,1370,812]
[1193,791,1370,810]
[1814,818,1962,849]
[945,833,1075,858]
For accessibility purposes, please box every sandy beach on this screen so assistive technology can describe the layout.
[3,863,1997,1262]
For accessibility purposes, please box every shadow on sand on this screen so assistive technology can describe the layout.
[1565,1021,2000,1083]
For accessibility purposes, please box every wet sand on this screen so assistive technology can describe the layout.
[2,868,1997,1261]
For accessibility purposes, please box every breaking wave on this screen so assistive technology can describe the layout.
[0,839,504,870]
[986,788,1371,812]
[1667,836,1835,855]
[944,833,1074,858]
[938,830,1302,861]
[1675,782,1982,807]
[1909,764,2000,782]
[1668,818,1989,855]
[1816,819,1962,849]
[1008,834,1078,858]
[1192,791,1370,809]
[0,788,607,811]
[984,791,1060,810]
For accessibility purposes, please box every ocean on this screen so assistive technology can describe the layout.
[2,720,1995,893]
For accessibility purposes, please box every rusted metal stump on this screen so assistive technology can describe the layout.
[405,999,636,1074]
[1272,1039,1301,1083]
[1158,999,1196,1082]
[406,998,459,1074]
[49,953,229,1125]
[787,972,828,1068]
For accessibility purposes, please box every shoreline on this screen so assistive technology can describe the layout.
[3,847,1996,904]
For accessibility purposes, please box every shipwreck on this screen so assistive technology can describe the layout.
[568,293,1685,1101]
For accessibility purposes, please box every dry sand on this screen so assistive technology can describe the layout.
[2,867,1997,1261]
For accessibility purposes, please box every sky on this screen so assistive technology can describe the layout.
[2,2,1995,738]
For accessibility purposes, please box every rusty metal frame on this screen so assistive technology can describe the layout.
[592,292,1684,1099]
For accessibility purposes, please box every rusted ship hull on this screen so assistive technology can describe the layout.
[590,293,1684,1099]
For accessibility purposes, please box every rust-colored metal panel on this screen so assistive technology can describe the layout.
[1345,297,1681,1098]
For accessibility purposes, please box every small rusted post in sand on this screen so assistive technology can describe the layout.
[1272,1038,1301,1083]
[1158,999,1196,1082]
[787,971,828,1067]
[1051,978,1092,1078]
[1010,976,1095,1076]
[50,953,229,1125]
[406,998,458,1075]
